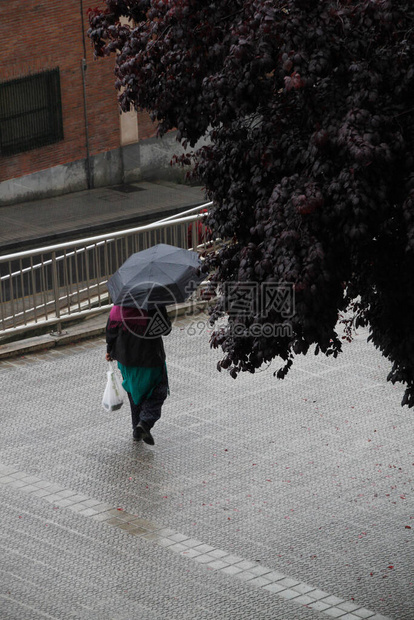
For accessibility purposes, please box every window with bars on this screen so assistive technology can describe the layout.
[0,68,64,156]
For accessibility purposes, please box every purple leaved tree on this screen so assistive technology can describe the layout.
[89,1,414,406]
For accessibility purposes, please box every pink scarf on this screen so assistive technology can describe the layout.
[108,305,149,331]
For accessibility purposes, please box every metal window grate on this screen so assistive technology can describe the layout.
[0,68,64,156]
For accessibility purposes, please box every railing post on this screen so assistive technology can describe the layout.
[191,217,198,250]
[51,251,62,336]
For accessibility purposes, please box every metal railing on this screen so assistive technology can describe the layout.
[0,202,213,339]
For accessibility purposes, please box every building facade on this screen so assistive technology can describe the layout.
[0,1,185,206]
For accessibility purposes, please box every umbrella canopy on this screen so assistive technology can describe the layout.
[107,243,204,308]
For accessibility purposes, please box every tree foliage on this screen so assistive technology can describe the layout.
[88,1,414,406]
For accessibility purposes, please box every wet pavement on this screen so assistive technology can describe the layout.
[0,181,207,253]
[0,311,412,619]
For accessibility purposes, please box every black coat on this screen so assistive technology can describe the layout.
[106,307,171,367]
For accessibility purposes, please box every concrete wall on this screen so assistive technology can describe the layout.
[0,150,123,206]
[0,131,209,206]
[123,130,205,184]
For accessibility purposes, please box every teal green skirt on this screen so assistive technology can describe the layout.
[118,362,166,406]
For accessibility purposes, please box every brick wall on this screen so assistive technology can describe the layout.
[0,0,120,183]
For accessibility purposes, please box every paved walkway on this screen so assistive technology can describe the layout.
[0,311,412,619]
[0,181,208,253]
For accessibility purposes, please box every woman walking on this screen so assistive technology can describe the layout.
[105,304,171,445]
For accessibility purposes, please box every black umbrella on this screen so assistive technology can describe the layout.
[107,243,204,308]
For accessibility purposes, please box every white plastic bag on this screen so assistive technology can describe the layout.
[102,363,124,412]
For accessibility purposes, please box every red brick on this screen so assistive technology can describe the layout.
[0,0,120,182]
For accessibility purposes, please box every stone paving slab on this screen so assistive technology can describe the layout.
[0,313,413,618]
[0,471,386,620]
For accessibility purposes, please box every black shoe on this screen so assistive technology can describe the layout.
[133,425,144,441]
[137,421,155,446]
